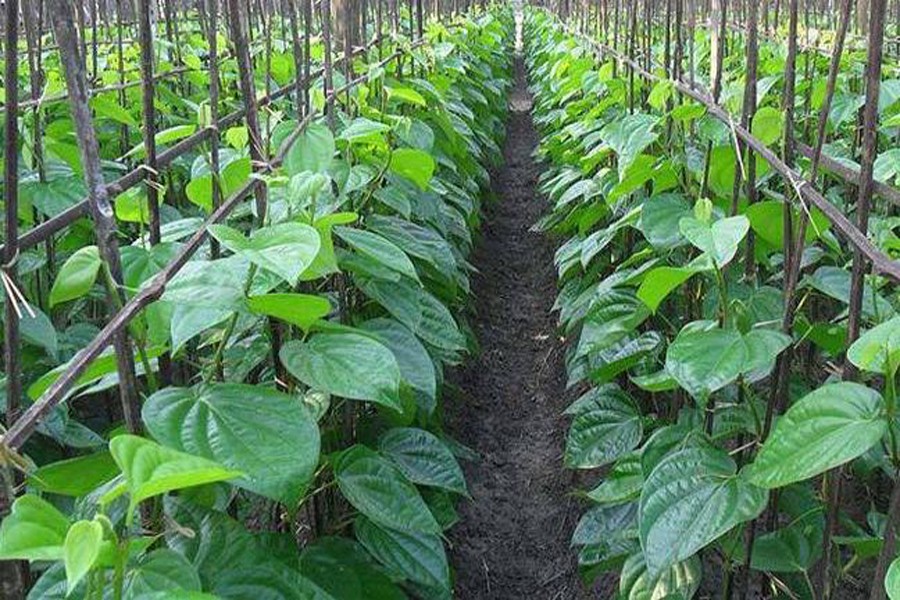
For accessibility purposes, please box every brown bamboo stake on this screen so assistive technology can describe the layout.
[48,0,142,435]
[1,0,29,595]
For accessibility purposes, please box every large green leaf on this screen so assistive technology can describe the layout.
[807,265,895,321]
[587,453,644,505]
[378,428,467,495]
[247,293,332,332]
[124,125,196,159]
[29,452,119,497]
[565,384,643,469]
[285,122,335,175]
[143,384,320,506]
[584,331,662,384]
[745,383,886,489]
[360,318,437,405]
[299,537,406,600]
[600,113,659,175]
[639,193,691,249]
[746,200,829,249]
[124,549,202,597]
[186,158,252,213]
[90,94,138,127]
[751,106,784,146]
[109,435,242,519]
[847,316,900,377]
[280,333,402,410]
[637,265,703,313]
[355,516,451,594]
[0,494,70,561]
[334,445,441,534]
[164,500,287,586]
[209,223,321,286]
[619,551,702,600]
[335,226,420,282]
[49,246,102,307]
[211,565,334,600]
[28,345,167,400]
[356,277,466,352]
[665,327,746,402]
[679,214,750,268]
[390,148,435,190]
[367,215,457,276]
[63,520,103,593]
[162,259,246,311]
[750,485,824,573]
[639,444,768,577]
[338,118,392,144]
[742,328,792,381]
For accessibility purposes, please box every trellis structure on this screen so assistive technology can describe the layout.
[537,0,900,597]
[0,0,490,596]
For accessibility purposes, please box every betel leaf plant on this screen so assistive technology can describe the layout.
[1,6,514,598]
[524,7,900,599]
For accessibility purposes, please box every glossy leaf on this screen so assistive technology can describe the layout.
[208,223,321,286]
[280,333,402,410]
[847,316,900,376]
[378,428,467,495]
[29,452,119,497]
[63,520,103,593]
[285,122,335,175]
[355,516,451,594]
[124,549,203,597]
[334,445,441,534]
[0,494,70,561]
[143,384,320,506]
[565,384,643,469]
[390,148,435,190]
[679,215,750,268]
[887,558,900,600]
[247,293,332,332]
[49,246,102,307]
[665,327,746,401]
[619,551,702,600]
[746,383,886,488]
[639,444,768,577]
[109,434,242,518]
[361,318,437,404]
[335,226,420,282]
[299,536,406,600]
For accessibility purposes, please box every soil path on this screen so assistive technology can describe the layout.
[447,56,590,600]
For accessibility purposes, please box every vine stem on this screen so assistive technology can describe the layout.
[100,261,158,395]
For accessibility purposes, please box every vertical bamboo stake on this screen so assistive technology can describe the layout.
[208,0,222,259]
[304,0,312,115]
[47,0,142,434]
[137,0,162,245]
[846,0,886,356]
[0,0,28,594]
[287,0,304,114]
[227,0,269,222]
[322,0,336,128]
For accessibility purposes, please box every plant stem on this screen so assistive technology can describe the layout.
[100,261,158,394]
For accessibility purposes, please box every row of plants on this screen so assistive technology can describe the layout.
[0,7,512,599]
[594,8,900,199]
[525,7,900,599]
[10,9,383,274]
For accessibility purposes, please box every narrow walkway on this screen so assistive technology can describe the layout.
[448,56,590,600]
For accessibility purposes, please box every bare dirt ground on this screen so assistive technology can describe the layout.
[447,56,593,600]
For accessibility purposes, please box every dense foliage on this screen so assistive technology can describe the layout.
[0,9,512,599]
[525,7,900,599]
